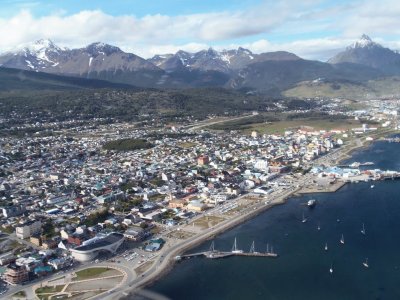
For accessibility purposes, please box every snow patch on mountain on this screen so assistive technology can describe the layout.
[350,34,381,49]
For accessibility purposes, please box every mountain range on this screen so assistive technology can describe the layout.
[1,35,400,95]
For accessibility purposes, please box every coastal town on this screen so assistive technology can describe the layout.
[0,98,400,299]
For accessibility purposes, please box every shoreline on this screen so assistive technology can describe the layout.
[119,131,398,298]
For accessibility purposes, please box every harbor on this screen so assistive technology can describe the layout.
[151,138,400,300]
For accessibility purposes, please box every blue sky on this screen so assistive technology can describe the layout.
[0,0,399,60]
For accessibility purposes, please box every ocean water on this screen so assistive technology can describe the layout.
[150,140,400,300]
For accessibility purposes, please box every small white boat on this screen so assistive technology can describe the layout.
[361,223,366,235]
[302,212,308,223]
[340,234,345,245]
[370,185,375,189]
[324,243,328,251]
[329,264,333,274]
[363,258,369,268]
[317,223,321,231]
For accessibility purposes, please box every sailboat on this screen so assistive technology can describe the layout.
[249,241,258,254]
[363,258,369,268]
[340,234,345,245]
[329,263,333,274]
[324,243,328,251]
[302,212,308,223]
[231,237,243,254]
[361,223,366,235]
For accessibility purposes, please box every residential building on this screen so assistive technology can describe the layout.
[15,220,42,239]
[4,264,29,285]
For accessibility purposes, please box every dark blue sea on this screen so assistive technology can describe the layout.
[150,139,400,300]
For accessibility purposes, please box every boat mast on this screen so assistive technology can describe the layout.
[209,241,215,252]
[249,241,255,253]
[232,237,237,252]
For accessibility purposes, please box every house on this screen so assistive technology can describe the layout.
[124,227,146,241]
[1,204,26,218]
[197,155,209,166]
[30,234,42,247]
[187,200,207,212]
[168,198,186,209]
[3,264,29,285]
[138,210,162,221]
[0,252,16,266]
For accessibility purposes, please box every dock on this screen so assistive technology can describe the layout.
[178,239,278,260]
[337,162,374,168]
[180,250,278,260]
[383,137,400,143]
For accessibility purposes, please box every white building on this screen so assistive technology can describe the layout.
[254,159,268,171]
[15,220,42,239]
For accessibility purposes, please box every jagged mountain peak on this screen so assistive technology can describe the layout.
[21,39,66,54]
[350,34,381,49]
[85,42,122,56]
[237,47,253,54]
[328,34,400,73]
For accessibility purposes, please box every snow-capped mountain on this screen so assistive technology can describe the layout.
[148,47,300,73]
[328,34,400,73]
[0,39,67,70]
[0,35,395,91]
[349,34,381,49]
[0,39,162,87]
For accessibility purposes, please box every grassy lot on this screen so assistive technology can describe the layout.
[190,216,225,229]
[178,141,197,148]
[206,112,360,135]
[12,291,26,298]
[135,260,154,276]
[0,226,14,234]
[103,138,153,151]
[72,267,111,281]
[244,118,360,135]
[166,230,196,240]
[35,285,64,294]
[283,77,400,100]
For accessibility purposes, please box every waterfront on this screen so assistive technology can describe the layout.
[150,139,400,300]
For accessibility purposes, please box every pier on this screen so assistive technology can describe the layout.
[177,240,278,260]
[383,137,400,143]
[337,161,374,168]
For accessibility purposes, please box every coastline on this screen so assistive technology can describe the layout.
[119,130,398,298]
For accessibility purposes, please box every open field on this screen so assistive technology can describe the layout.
[35,285,64,299]
[283,77,400,100]
[206,112,361,134]
[177,141,197,148]
[135,261,154,276]
[166,229,196,240]
[243,118,361,134]
[33,267,124,300]
[72,267,119,281]
[189,215,225,229]
[12,291,26,298]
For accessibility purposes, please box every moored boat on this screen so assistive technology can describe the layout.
[307,199,316,208]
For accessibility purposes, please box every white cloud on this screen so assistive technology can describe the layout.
[0,5,292,51]
[0,1,399,60]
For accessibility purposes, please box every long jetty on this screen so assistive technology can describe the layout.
[179,250,278,260]
[383,137,400,143]
[177,240,278,260]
